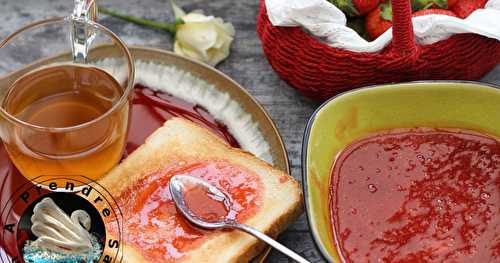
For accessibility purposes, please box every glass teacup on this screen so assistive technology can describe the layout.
[0,0,134,185]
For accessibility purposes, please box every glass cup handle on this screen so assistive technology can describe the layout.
[72,0,97,21]
[71,0,98,63]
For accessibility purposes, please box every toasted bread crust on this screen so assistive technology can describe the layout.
[99,118,303,262]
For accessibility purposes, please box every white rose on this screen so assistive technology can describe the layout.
[172,2,235,66]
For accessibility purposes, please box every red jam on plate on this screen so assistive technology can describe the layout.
[329,129,500,263]
[115,161,262,262]
[127,84,239,154]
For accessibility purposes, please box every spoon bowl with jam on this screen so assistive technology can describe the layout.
[169,175,310,263]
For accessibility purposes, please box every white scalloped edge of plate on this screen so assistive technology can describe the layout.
[96,59,273,165]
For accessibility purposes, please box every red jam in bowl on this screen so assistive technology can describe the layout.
[329,129,500,263]
[115,161,262,262]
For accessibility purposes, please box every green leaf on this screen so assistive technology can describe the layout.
[329,0,359,16]
[434,0,448,9]
[433,0,448,8]
[380,2,393,21]
[411,0,448,11]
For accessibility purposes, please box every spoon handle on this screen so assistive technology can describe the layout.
[233,224,310,263]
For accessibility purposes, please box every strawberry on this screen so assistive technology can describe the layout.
[365,3,392,40]
[451,0,487,18]
[366,4,458,40]
[330,0,380,16]
[448,0,458,8]
[353,0,382,15]
[413,8,458,17]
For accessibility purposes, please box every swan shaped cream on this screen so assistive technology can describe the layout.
[30,198,93,253]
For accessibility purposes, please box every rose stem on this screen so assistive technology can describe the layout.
[98,7,178,34]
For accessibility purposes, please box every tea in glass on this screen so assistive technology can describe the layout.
[2,64,129,181]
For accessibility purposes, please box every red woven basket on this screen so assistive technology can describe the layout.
[257,0,500,101]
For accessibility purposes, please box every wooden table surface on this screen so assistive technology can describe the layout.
[1,1,499,262]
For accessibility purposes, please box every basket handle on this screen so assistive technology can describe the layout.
[391,0,417,57]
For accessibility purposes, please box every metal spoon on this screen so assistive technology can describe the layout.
[169,175,310,263]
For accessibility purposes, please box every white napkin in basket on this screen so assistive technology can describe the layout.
[266,0,500,52]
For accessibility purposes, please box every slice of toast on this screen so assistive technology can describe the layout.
[99,118,303,262]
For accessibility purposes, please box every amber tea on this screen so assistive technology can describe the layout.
[1,64,129,182]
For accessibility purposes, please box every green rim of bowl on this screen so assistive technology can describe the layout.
[302,80,500,262]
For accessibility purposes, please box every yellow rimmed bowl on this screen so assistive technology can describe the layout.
[302,81,500,262]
